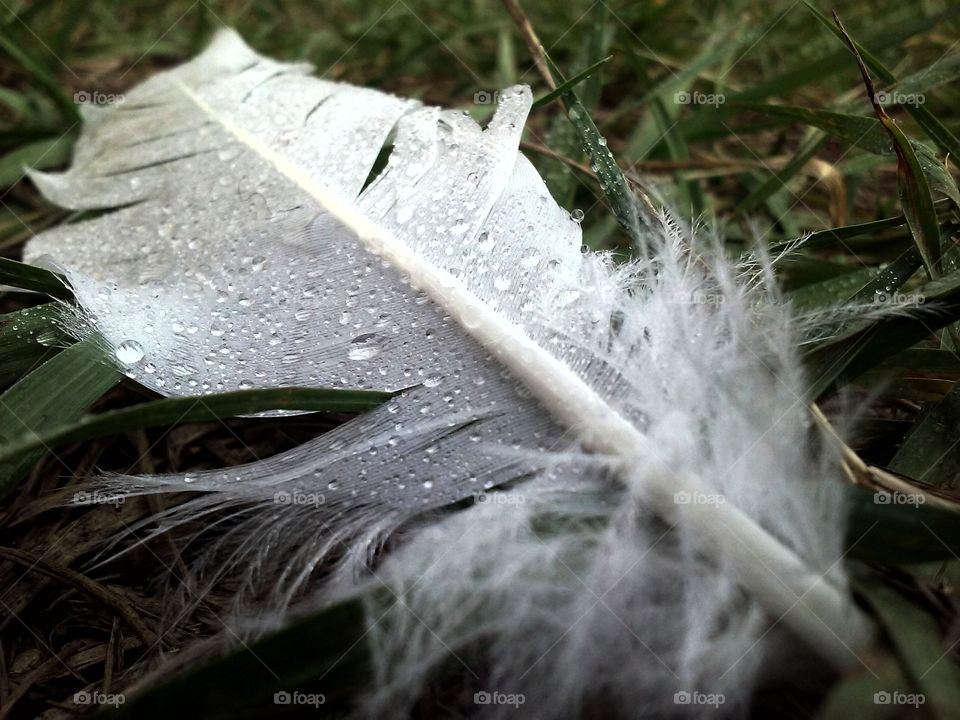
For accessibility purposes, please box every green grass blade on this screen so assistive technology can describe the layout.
[828,11,948,283]
[739,104,960,206]
[845,484,960,564]
[531,55,611,110]
[888,382,960,490]
[556,80,642,244]
[0,134,74,187]
[846,247,923,304]
[103,594,372,719]
[625,28,753,159]
[887,115,944,278]
[734,6,960,103]
[805,266,960,398]
[0,303,71,384]
[0,386,393,471]
[636,27,747,107]
[0,337,121,498]
[860,579,960,719]
[734,130,827,217]
[802,1,960,159]
[536,7,612,210]
[893,51,960,96]
[770,202,953,254]
[651,97,703,216]
[0,25,79,125]
[788,267,878,310]
[738,103,886,152]
[0,256,71,297]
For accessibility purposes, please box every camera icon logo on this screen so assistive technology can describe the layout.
[473,90,498,105]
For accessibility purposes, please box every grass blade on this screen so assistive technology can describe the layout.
[0,386,394,471]
[501,0,644,246]
[831,11,946,284]
[802,0,960,159]
[0,133,74,187]
[845,485,960,564]
[0,256,71,297]
[888,382,960,490]
[805,266,960,398]
[0,303,71,384]
[860,579,960,719]
[104,594,372,719]
[0,337,121,498]
[531,55,611,110]
[0,25,79,125]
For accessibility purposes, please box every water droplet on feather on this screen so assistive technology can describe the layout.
[116,340,144,364]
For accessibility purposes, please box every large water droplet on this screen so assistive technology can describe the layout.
[477,231,494,250]
[115,340,144,365]
[348,334,382,361]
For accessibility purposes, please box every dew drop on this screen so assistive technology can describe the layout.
[115,340,144,365]
[348,334,382,361]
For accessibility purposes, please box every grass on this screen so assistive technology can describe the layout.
[0,0,959,717]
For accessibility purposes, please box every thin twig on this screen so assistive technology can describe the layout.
[499,0,556,90]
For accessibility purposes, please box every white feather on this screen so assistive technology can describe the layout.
[25,29,871,715]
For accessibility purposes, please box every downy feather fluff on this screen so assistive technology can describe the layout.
[25,29,871,717]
